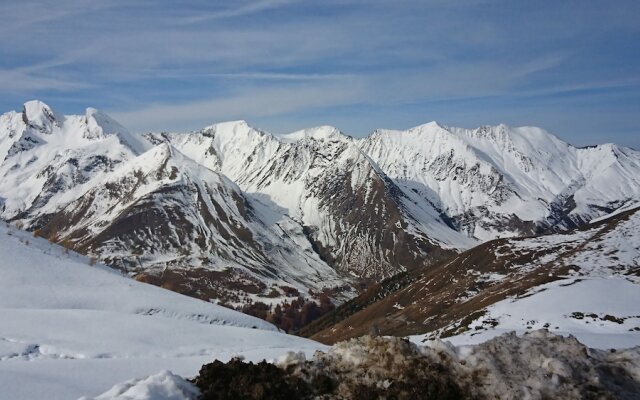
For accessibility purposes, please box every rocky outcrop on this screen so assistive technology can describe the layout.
[192,331,640,399]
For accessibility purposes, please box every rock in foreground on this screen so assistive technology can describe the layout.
[191,330,640,400]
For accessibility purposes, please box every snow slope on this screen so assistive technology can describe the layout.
[0,222,325,400]
[431,277,640,349]
[420,205,640,349]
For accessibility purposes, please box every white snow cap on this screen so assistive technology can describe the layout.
[85,107,151,154]
[280,126,350,142]
[22,100,61,132]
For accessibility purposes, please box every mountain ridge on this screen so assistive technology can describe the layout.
[1,100,639,317]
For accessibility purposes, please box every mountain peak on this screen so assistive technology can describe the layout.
[202,119,275,142]
[466,124,568,146]
[218,119,249,127]
[85,107,126,134]
[84,107,151,155]
[399,121,449,135]
[203,119,253,132]
[280,126,350,142]
[22,100,61,133]
[416,120,446,130]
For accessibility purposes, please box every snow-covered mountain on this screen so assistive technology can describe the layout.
[1,100,639,309]
[362,123,640,239]
[0,101,147,222]
[2,100,640,398]
[32,142,348,305]
[0,221,324,400]
[305,205,640,348]
[150,123,470,280]
[0,102,351,308]
[152,119,640,277]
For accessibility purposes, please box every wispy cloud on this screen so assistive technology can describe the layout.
[0,69,91,92]
[0,0,638,146]
[105,52,600,134]
[0,0,126,33]
[178,0,295,23]
[110,79,368,132]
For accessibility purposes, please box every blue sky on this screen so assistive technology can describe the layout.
[1,0,639,148]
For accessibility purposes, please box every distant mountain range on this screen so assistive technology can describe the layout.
[1,100,639,314]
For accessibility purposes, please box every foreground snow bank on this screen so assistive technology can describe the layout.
[0,222,274,331]
[96,330,639,399]
[0,223,325,400]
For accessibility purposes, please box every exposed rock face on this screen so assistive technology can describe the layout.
[151,124,468,280]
